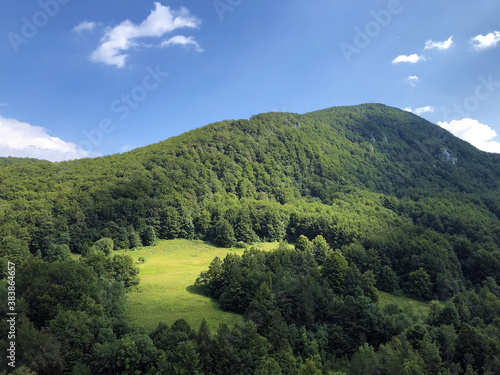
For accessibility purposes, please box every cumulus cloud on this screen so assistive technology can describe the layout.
[470,31,500,51]
[161,35,203,52]
[73,21,97,35]
[438,118,500,153]
[405,106,435,116]
[0,116,89,162]
[407,76,419,86]
[90,2,201,68]
[424,36,453,51]
[392,54,426,64]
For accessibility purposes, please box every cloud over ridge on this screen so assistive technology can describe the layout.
[438,118,500,154]
[90,2,201,68]
[0,116,89,162]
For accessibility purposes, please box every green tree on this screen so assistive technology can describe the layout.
[214,218,236,248]
[44,244,71,262]
[255,357,283,375]
[140,225,157,246]
[128,230,142,249]
[93,238,114,256]
[322,250,348,294]
[298,358,322,375]
[350,343,378,375]
[295,235,312,252]
[377,265,399,293]
[160,206,181,239]
[312,235,329,265]
[406,268,433,300]
[112,254,140,287]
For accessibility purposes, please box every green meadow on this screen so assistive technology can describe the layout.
[377,290,431,318]
[124,239,431,333]
[124,239,279,332]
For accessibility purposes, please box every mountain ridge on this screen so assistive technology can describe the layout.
[1,104,500,287]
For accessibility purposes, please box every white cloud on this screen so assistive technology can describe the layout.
[405,106,435,116]
[470,31,500,51]
[0,103,6,107]
[424,36,453,51]
[121,145,131,153]
[0,116,90,162]
[73,21,97,35]
[161,35,203,52]
[438,118,500,153]
[407,75,419,86]
[90,2,201,68]
[392,54,426,64]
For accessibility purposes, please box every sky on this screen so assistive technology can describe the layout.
[1,0,500,161]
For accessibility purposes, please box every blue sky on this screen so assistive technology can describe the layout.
[1,0,500,161]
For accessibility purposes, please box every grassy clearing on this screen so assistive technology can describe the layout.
[124,239,278,333]
[377,290,431,318]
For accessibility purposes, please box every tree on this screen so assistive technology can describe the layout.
[128,230,142,249]
[112,254,140,287]
[312,235,329,265]
[350,343,378,375]
[44,244,71,262]
[214,218,236,248]
[246,282,278,331]
[377,265,399,293]
[235,210,256,244]
[298,358,322,375]
[322,250,348,294]
[160,206,181,239]
[295,235,312,252]
[140,225,157,246]
[255,358,283,375]
[406,268,433,300]
[196,319,213,373]
[93,238,114,255]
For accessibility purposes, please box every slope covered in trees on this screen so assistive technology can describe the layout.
[1,103,500,373]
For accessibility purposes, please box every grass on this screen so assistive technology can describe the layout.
[377,290,431,318]
[123,240,428,332]
[124,239,279,333]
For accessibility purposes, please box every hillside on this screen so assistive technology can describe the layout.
[1,104,500,289]
[2,103,500,373]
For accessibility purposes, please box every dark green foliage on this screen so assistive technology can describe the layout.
[3,104,500,373]
[377,265,399,293]
[406,268,433,301]
[295,235,312,253]
[311,235,329,265]
[93,238,114,255]
[321,250,348,294]
[214,218,236,248]
[141,225,157,246]
[128,229,142,249]
[44,243,71,262]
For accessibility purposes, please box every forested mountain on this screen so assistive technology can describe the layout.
[1,103,500,374]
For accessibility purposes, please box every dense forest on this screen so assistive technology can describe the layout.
[1,104,500,374]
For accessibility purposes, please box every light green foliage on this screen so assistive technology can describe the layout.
[298,358,322,375]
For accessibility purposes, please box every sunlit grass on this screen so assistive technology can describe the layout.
[377,290,431,318]
[124,239,278,333]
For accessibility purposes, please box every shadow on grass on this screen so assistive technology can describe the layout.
[186,284,209,297]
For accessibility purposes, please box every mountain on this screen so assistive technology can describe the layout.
[1,104,500,288]
[2,103,500,374]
